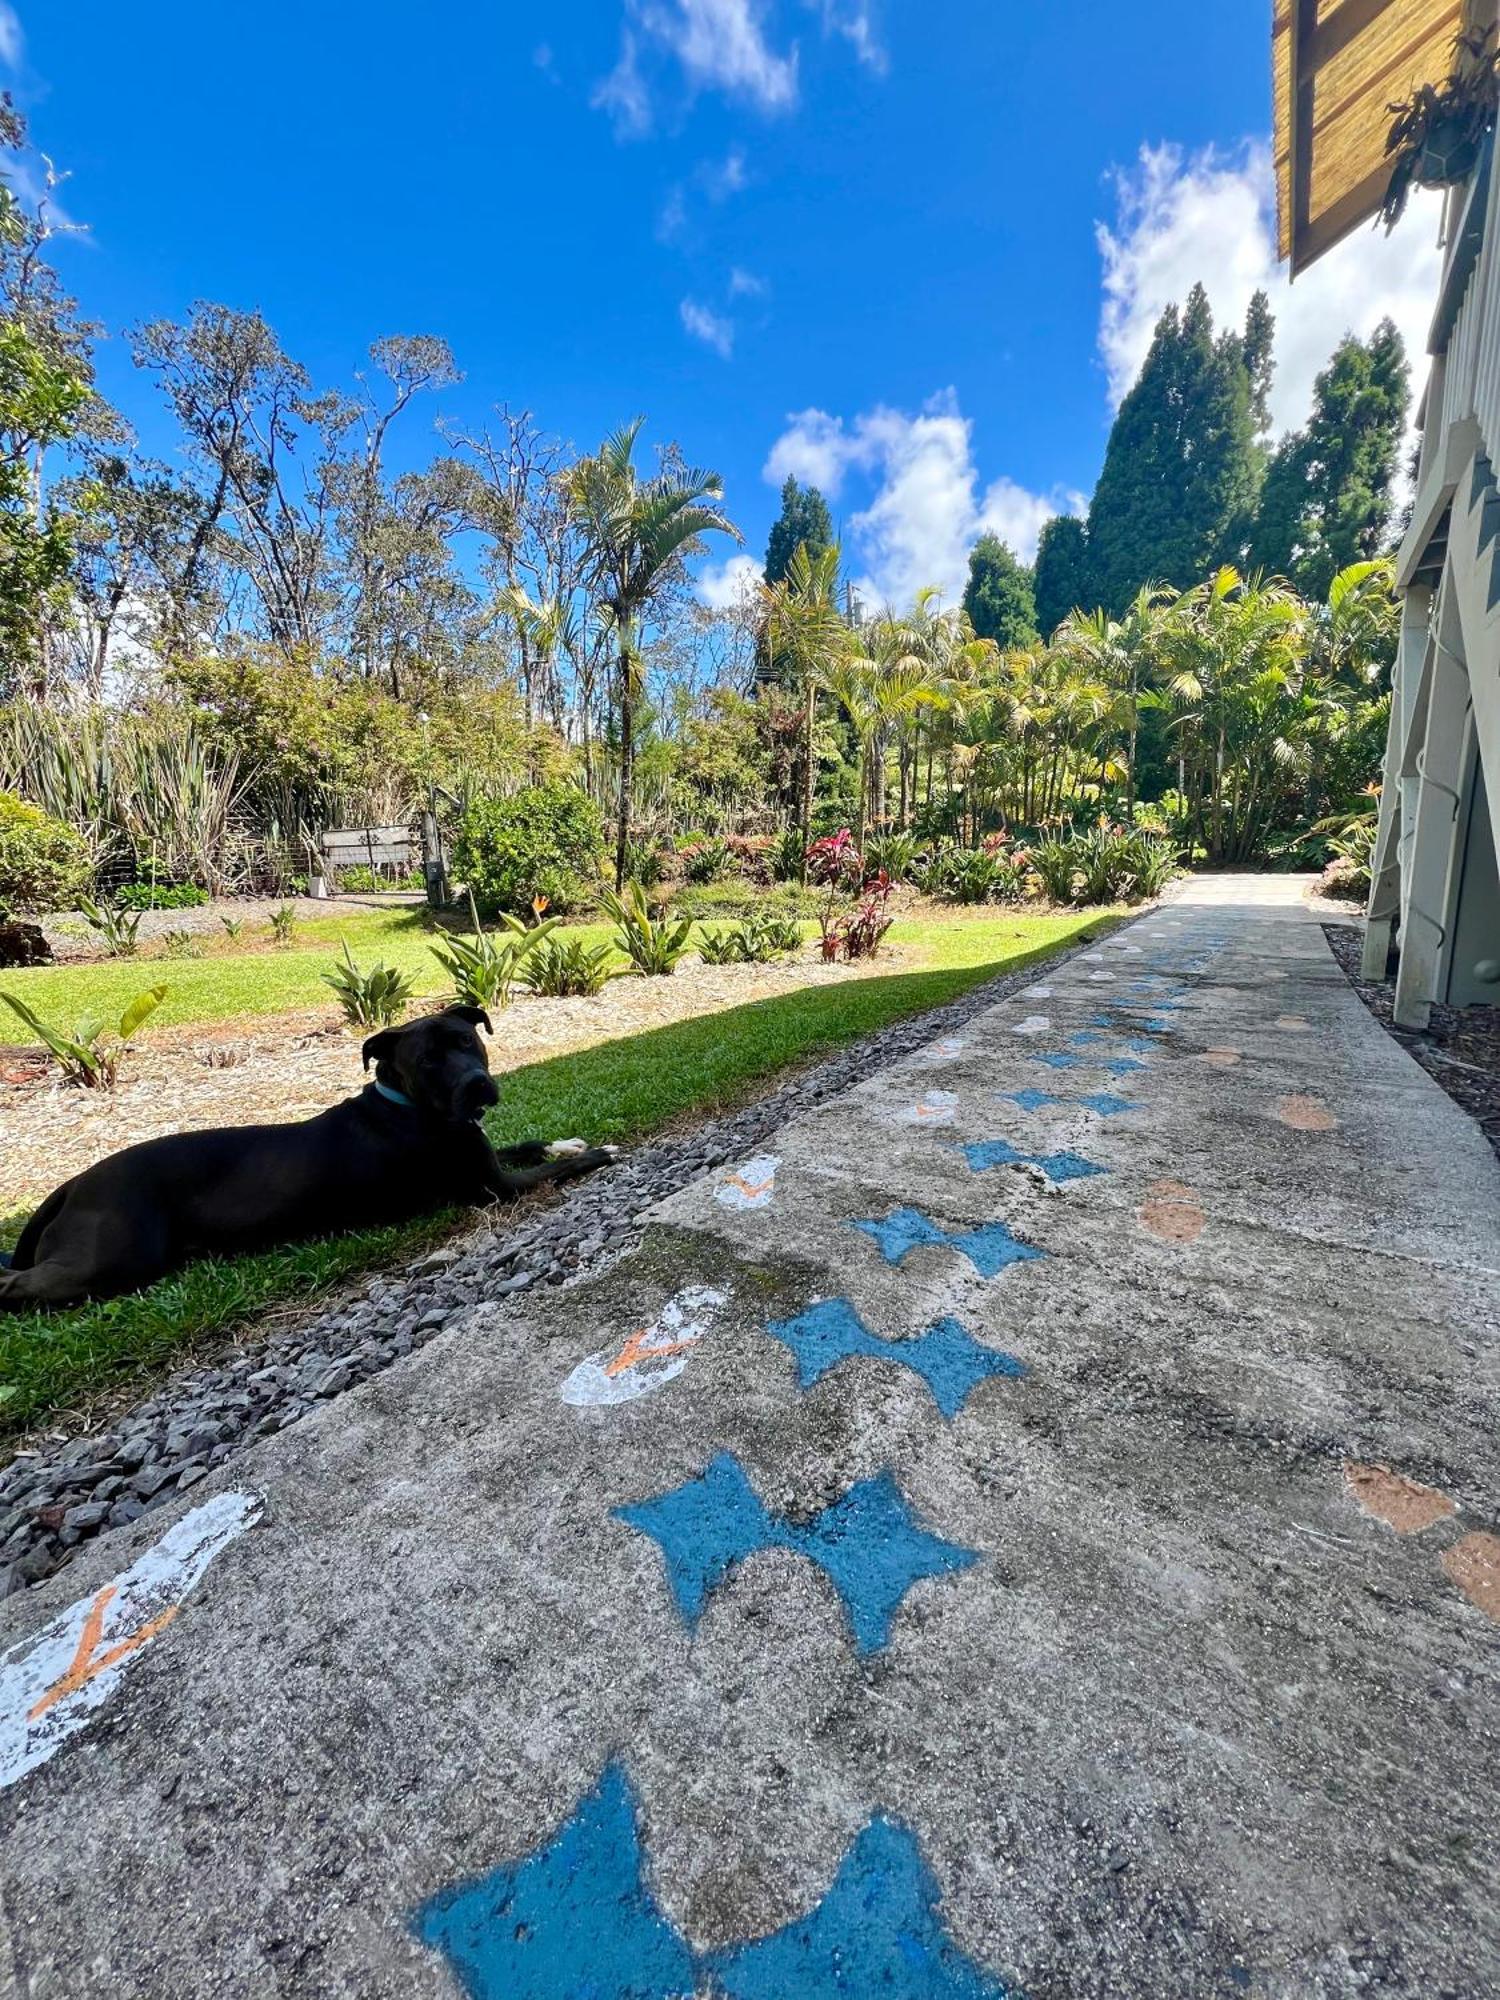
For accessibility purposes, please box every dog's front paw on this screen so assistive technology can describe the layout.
[548,1137,588,1157]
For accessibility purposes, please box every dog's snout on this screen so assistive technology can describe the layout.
[457,1071,499,1120]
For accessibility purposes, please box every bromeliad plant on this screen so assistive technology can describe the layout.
[603,880,694,977]
[268,904,297,947]
[321,941,416,1028]
[77,895,143,958]
[519,935,618,998]
[696,912,803,965]
[429,892,561,1011]
[0,984,167,1088]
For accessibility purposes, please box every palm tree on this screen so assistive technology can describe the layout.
[760,542,849,876]
[566,419,738,887]
[1157,566,1306,863]
[1055,583,1171,817]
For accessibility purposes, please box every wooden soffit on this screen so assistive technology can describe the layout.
[1274,0,1473,276]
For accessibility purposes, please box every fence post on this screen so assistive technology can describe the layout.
[423,791,448,909]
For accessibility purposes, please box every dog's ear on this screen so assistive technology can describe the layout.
[361,1026,404,1071]
[448,1004,493,1036]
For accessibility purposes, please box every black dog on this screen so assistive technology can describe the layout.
[0,1005,614,1311]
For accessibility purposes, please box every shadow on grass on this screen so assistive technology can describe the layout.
[0,910,1111,1440]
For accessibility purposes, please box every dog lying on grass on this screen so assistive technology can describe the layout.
[0,1005,615,1311]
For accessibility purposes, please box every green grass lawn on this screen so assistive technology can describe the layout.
[0,906,623,1036]
[0,904,1121,1437]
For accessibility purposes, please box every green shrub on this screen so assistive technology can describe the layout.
[0,792,90,914]
[1026,825,1177,906]
[680,835,734,884]
[0,984,166,1088]
[429,892,560,1010]
[518,935,617,998]
[603,880,694,977]
[219,915,245,941]
[320,940,416,1027]
[453,786,604,917]
[114,881,210,911]
[268,905,297,947]
[915,844,1024,905]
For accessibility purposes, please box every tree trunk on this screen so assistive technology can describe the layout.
[798,680,816,883]
[614,624,635,890]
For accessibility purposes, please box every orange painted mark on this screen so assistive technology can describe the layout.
[1343,1461,1456,1536]
[1138,1178,1205,1245]
[1275,1015,1311,1032]
[1201,1048,1240,1068]
[603,1327,702,1380]
[27,1585,180,1722]
[1275,1093,1338,1132]
[724,1172,773,1200]
[1442,1532,1500,1622]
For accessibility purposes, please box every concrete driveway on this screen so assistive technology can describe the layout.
[3,875,1498,1998]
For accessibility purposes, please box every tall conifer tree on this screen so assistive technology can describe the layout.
[1033,515,1094,636]
[1250,320,1409,598]
[1087,285,1262,612]
[962,533,1038,647]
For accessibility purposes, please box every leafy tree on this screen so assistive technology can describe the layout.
[764,475,834,586]
[1250,322,1410,600]
[961,533,1038,649]
[1033,515,1093,638]
[1088,286,1262,613]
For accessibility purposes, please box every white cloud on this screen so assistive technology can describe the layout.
[1097,140,1443,435]
[592,30,653,135]
[658,150,749,242]
[729,264,767,297]
[704,146,749,197]
[764,392,1072,608]
[596,0,797,134]
[813,0,885,74]
[696,551,763,609]
[533,42,560,83]
[0,5,21,69]
[681,297,735,357]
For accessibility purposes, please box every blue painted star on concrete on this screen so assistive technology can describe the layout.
[710,1815,1013,1998]
[615,1453,979,1656]
[415,1770,1014,2000]
[956,1138,1107,1186]
[411,1761,697,2000]
[764,1297,1026,1419]
[1101,1057,1146,1077]
[850,1207,1045,1278]
[1033,1050,1082,1070]
[1000,1088,1135,1116]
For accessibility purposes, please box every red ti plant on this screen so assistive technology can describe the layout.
[807,829,863,958]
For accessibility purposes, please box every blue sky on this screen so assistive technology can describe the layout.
[2,0,1439,611]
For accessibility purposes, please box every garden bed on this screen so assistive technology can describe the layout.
[0,950,874,1219]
